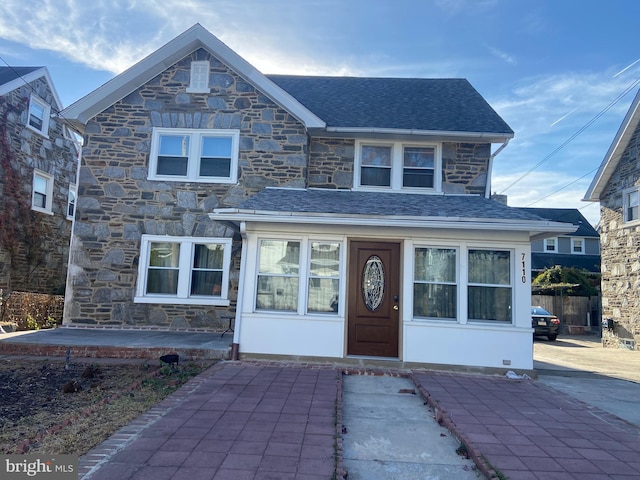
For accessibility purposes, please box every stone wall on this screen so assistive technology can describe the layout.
[0,75,78,294]
[65,48,309,330]
[442,142,490,195]
[598,119,640,349]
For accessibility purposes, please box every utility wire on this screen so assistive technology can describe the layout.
[525,167,599,207]
[499,75,640,194]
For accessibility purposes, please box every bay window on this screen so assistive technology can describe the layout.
[135,235,231,305]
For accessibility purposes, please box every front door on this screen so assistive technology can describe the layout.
[347,241,400,357]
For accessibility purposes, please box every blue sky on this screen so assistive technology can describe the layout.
[2,0,639,227]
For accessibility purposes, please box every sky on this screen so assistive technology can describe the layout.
[2,0,639,228]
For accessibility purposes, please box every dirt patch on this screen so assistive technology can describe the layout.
[0,357,212,455]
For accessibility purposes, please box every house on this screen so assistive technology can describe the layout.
[0,66,79,294]
[60,24,576,370]
[584,88,640,350]
[522,208,600,275]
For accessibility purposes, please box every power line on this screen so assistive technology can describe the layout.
[499,75,640,194]
[525,167,599,207]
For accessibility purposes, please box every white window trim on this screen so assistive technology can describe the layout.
[571,238,585,255]
[466,247,514,324]
[27,94,51,137]
[412,246,459,321]
[623,186,640,224]
[32,169,54,215]
[134,235,232,306]
[253,236,345,317]
[148,127,239,183]
[544,238,557,253]
[354,139,442,192]
[186,60,210,93]
[67,184,77,220]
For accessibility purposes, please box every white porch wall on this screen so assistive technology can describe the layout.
[236,221,534,368]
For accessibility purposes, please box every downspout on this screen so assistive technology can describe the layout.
[230,221,247,361]
[485,138,511,199]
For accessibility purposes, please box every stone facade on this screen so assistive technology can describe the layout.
[0,74,78,294]
[598,119,640,350]
[65,49,309,329]
[65,49,499,332]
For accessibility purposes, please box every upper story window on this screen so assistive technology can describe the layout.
[67,184,77,220]
[623,187,639,223]
[571,238,584,254]
[544,238,557,253]
[186,61,210,93]
[32,169,53,214]
[355,140,441,192]
[27,95,51,136]
[149,128,239,183]
[134,235,232,305]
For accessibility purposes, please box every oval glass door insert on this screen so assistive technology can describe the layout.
[362,255,385,311]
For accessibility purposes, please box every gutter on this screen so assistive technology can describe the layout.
[230,221,247,360]
[320,126,514,142]
[485,138,511,199]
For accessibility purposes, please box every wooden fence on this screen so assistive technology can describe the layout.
[531,295,601,334]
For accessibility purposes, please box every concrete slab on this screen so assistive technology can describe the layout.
[341,375,481,480]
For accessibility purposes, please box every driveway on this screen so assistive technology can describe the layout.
[534,335,640,427]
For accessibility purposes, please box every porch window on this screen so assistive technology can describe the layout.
[413,247,457,319]
[623,187,639,223]
[256,240,300,311]
[308,242,340,314]
[467,249,512,322]
[135,235,231,305]
[149,128,239,183]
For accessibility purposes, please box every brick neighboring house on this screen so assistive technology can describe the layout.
[60,24,576,370]
[0,67,79,294]
[585,88,640,350]
[522,208,600,275]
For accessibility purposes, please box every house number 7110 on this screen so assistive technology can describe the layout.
[521,253,527,283]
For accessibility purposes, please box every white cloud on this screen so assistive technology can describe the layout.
[487,46,517,66]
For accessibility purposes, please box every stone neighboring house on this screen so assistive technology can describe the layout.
[522,208,600,275]
[60,24,575,370]
[0,66,79,294]
[585,88,640,350]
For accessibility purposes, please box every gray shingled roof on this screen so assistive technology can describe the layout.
[0,66,40,87]
[531,253,600,274]
[267,75,513,135]
[236,188,548,221]
[521,208,598,237]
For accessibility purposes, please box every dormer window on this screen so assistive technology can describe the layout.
[186,61,210,93]
[27,94,50,136]
[355,140,441,191]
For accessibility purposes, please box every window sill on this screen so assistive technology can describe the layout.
[26,125,50,138]
[134,296,231,306]
[186,87,211,93]
[31,206,54,215]
[147,175,236,184]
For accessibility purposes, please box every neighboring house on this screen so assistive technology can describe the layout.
[585,88,640,350]
[522,208,600,275]
[60,24,575,370]
[0,66,79,294]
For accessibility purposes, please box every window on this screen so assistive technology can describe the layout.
[544,238,557,252]
[67,184,77,220]
[32,170,53,214]
[467,249,512,322]
[623,188,639,223]
[186,61,210,93]
[27,95,51,135]
[149,128,239,183]
[571,238,584,254]
[135,235,232,305]
[356,141,440,191]
[414,247,457,319]
[255,238,342,315]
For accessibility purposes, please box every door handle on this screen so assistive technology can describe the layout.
[393,305,399,311]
